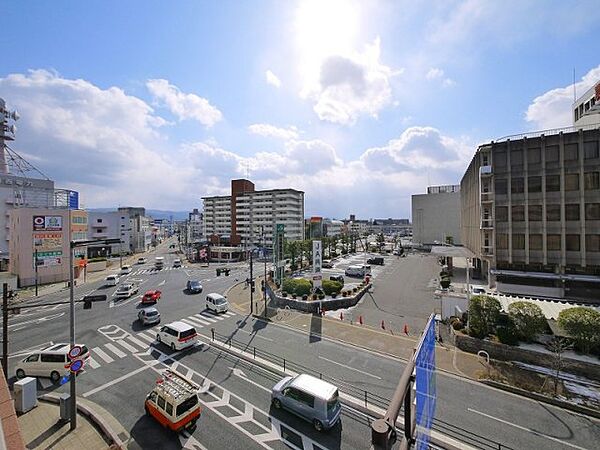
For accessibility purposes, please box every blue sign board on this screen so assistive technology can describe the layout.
[415,316,437,449]
[68,190,79,209]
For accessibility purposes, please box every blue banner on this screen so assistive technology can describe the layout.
[68,190,79,209]
[415,317,437,449]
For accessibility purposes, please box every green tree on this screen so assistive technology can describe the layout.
[322,279,343,295]
[468,295,501,338]
[508,301,547,342]
[557,307,600,354]
[376,233,385,252]
[284,240,300,269]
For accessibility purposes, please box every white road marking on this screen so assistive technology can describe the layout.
[184,316,209,327]
[104,343,126,358]
[170,361,179,372]
[230,367,271,394]
[185,367,194,379]
[468,408,588,450]
[158,279,166,286]
[92,347,113,363]
[87,357,100,369]
[7,312,65,329]
[191,314,212,326]
[83,362,157,397]
[223,311,236,317]
[179,434,208,450]
[197,313,217,323]
[126,335,148,350]
[114,339,138,353]
[234,328,274,342]
[180,318,202,330]
[136,332,155,343]
[318,355,382,379]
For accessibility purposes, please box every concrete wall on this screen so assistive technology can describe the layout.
[265,283,371,313]
[412,191,461,245]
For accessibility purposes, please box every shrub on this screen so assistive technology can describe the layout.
[322,280,343,295]
[282,278,312,296]
[451,319,464,330]
[290,263,298,271]
[331,292,338,298]
[318,294,325,300]
[496,320,519,346]
[352,287,358,293]
[88,257,107,263]
[312,294,318,300]
[292,294,297,299]
[281,291,288,297]
[508,301,546,342]
[342,291,348,297]
[440,278,451,289]
[468,295,501,339]
[302,294,308,300]
[558,307,600,354]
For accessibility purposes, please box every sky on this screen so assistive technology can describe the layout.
[1,0,599,219]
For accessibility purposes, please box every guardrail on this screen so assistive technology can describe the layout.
[209,329,515,450]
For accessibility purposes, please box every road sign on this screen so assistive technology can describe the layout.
[68,346,83,360]
[69,359,84,373]
[414,315,437,450]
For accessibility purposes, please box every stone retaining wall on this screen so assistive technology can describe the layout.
[265,283,371,313]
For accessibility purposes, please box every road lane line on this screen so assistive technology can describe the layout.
[234,328,274,342]
[318,356,382,379]
[92,347,113,363]
[191,314,212,325]
[136,332,155,343]
[197,313,217,323]
[126,335,148,350]
[223,311,236,317]
[104,343,126,358]
[467,408,588,450]
[185,316,210,327]
[83,362,156,397]
[87,357,100,369]
[114,339,138,353]
[180,318,203,329]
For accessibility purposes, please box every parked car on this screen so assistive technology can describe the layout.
[120,265,132,274]
[367,257,384,265]
[322,260,334,269]
[271,374,341,431]
[16,343,90,383]
[157,322,197,351]
[206,293,229,313]
[105,274,120,286]
[344,266,365,277]
[470,286,487,295]
[329,275,344,284]
[115,283,139,298]
[186,280,203,294]
[137,257,147,264]
[173,259,182,268]
[142,290,162,304]
[138,306,161,326]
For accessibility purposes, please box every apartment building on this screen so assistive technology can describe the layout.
[202,179,304,249]
[412,185,461,245]
[461,126,600,302]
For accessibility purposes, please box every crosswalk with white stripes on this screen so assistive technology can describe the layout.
[130,266,187,276]
[86,310,236,372]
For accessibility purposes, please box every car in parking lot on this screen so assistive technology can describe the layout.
[138,307,161,325]
[322,260,334,268]
[329,274,344,284]
[367,257,384,265]
[16,343,90,383]
[142,290,162,304]
[186,280,203,294]
[470,286,487,295]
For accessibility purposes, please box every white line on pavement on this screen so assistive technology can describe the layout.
[318,356,382,379]
[467,408,588,450]
[126,335,148,349]
[181,318,203,329]
[114,339,138,353]
[191,315,212,326]
[104,343,126,358]
[234,328,274,342]
[83,362,156,398]
[92,347,114,363]
[230,367,271,393]
[197,313,217,323]
[87,357,100,369]
[136,332,155,343]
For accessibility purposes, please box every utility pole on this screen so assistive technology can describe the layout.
[68,242,77,430]
[2,283,7,380]
[35,249,39,297]
[262,226,267,318]
[249,238,254,315]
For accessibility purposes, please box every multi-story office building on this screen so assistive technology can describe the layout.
[573,81,600,127]
[412,185,461,245]
[87,207,151,256]
[202,179,304,249]
[461,126,600,302]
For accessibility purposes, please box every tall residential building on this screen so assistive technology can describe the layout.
[202,179,304,247]
[461,126,600,302]
[412,185,461,245]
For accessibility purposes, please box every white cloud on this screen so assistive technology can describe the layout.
[525,65,600,130]
[265,70,281,88]
[247,123,299,140]
[426,68,444,80]
[146,78,222,127]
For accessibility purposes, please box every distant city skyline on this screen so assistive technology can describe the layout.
[1,1,599,217]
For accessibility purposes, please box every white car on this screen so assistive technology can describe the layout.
[115,283,139,298]
[16,343,90,383]
[137,257,147,264]
[105,274,120,286]
[173,259,182,268]
[157,322,197,351]
[470,286,487,295]
[120,265,132,274]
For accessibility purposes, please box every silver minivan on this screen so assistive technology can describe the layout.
[271,374,341,431]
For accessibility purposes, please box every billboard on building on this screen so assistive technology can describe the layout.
[68,190,79,209]
[33,250,63,267]
[33,232,63,250]
[33,215,62,231]
[312,240,322,288]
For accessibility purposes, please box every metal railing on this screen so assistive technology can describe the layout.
[494,123,600,143]
[209,328,515,450]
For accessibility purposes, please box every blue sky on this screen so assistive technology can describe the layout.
[1,0,599,218]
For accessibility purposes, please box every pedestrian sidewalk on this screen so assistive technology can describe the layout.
[225,280,487,380]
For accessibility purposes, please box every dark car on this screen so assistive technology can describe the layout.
[367,257,384,265]
[329,275,344,284]
[186,280,203,294]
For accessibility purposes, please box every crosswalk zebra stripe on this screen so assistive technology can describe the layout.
[126,335,148,349]
[87,357,100,369]
[185,316,211,327]
[197,313,217,323]
[189,315,212,326]
[180,318,202,328]
[170,361,179,372]
[223,311,235,317]
[185,367,194,379]
[92,347,114,363]
[114,339,138,353]
[136,332,155,343]
[104,343,126,358]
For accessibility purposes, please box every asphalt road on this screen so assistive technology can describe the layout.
[4,247,599,449]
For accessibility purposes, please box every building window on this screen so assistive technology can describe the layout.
[584,172,600,191]
[584,141,599,160]
[586,235,600,252]
[510,149,523,167]
[495,179,508,195]
[511,177,524,194]
[496,206,508,222]
[546,145,559,162]
[547,234,561,251]
[564,143,579,161]
[574,109,579,122]
[494,151,507,167]
[546,174,560,192]
[528,176,542,193]
[529,234,543,250]
[565,173,579,191]
[496,233,508,250]
[546,205,561,221]
[566,234,580,251]
[585,203,600,220]
[528,205,542,221]
[97,218,103,223]
[512,234,525,250]
[527,148,541,164]
[565,204,580,221]
[512,205,525,222]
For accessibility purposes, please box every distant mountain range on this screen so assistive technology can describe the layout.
[87,208,189,221]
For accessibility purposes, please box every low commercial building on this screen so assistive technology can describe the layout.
[412,185,461,245]
[87,207,152,256]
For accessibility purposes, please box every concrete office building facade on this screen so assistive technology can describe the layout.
[461,127,600,302]
[412,185,461,245]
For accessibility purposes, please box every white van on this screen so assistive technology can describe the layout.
[157,321,197,351]
[155,256,165,270]
[16,343,90,383]
[105,274,120,286]
[344,265,365,277]
[206,293,229,313]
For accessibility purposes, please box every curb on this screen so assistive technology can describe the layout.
[481,380,600,420]
[40,393,131,449]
